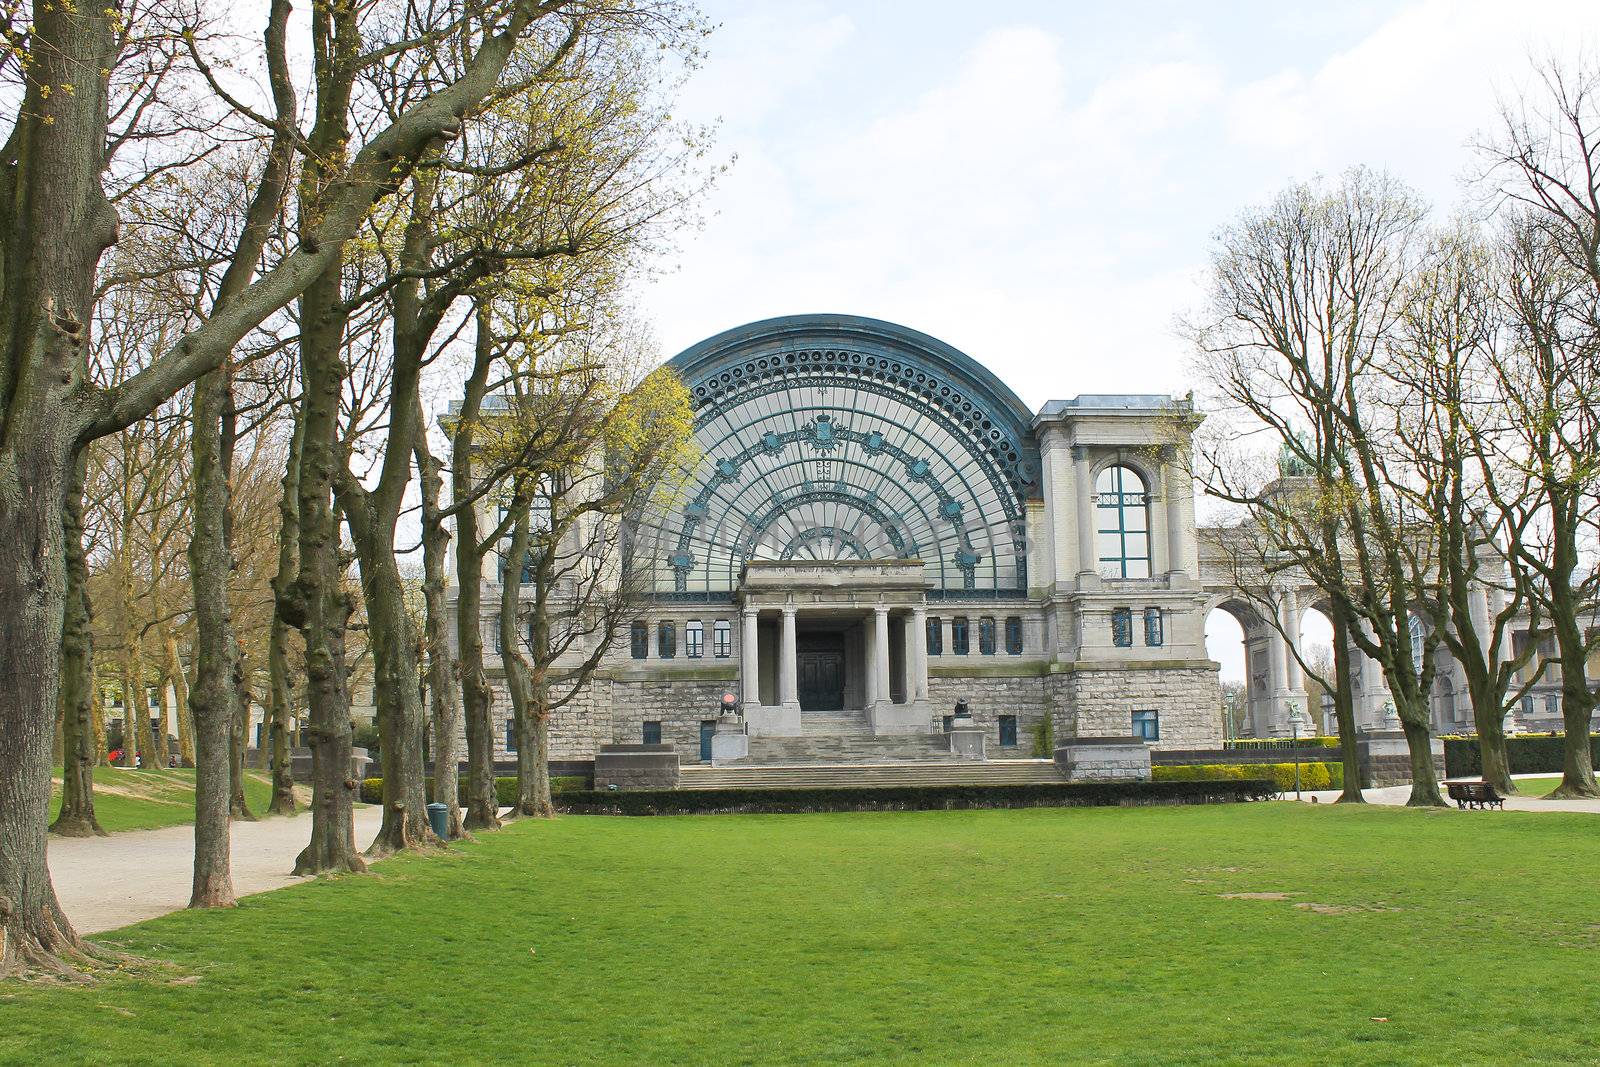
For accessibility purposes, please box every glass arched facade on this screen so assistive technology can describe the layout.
[636,315,1041,600]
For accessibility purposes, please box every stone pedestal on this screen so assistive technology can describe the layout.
[1054,737,1152,782]
[710,714,749,763]
[1357,730,1446,788]
[745,703,802,736]
[594,743,679,790]
[948,720,986,760]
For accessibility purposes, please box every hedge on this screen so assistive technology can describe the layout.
[1444,734,1600,777]
[360,775,586,806]
[1154,761,1343,792]
[1223,736,1340,751]
[554,779,1276,816]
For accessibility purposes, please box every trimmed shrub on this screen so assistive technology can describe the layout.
[556,779,1276,816]
[1223,736,1340,751]
[1443,734,1600,777]
[360,775,587,806]
[1154,761,1342,792]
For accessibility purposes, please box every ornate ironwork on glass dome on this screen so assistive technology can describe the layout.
[637,315,1041,602]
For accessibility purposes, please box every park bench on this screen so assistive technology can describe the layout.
[1446,780,1506,810]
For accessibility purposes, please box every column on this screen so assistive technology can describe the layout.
[910,605,929,703]
[1073,446,1095,577]
[873,605,891,706]
[1165,449,1188,577]
[779,605,799,709]
[740,608,759,706]
[1280,589,1303,691]
[1265,609,1289,736]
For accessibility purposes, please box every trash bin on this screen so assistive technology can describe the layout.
[426,802,449,839]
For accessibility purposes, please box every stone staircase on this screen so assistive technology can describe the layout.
[678,759,1067,790]
[744,731,953,764]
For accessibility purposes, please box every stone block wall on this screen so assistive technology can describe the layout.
[609,675,737,762]
[1050,664,1222,749]
[927,673,1049,757]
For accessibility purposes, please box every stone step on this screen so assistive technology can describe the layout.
[745,733,954,764]
[678,760,1066,790]
[800,713,871,736]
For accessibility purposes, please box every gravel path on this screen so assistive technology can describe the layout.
[49,806,386,934]
[1292,774,1600,813]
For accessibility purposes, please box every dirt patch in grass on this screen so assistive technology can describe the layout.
[1219,891,1295,900]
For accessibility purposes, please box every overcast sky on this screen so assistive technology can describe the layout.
[628,0,1598,679]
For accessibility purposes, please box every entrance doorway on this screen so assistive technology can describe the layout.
[797,633,845,711]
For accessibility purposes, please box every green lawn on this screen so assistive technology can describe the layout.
[49,767,277,832]
[5,804,1599,1064]
[1514,776,1561,797]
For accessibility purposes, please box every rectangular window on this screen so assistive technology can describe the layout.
[630,621,648,659]
[1112,608,1133,648]
[952,616,970,655]
[504,718,518,752]
[657,622,676,659]
[942,715,954,733]
[713,619,732,658]
[490,621,501,655]
[642,720,662,745]
[927,616,943,656]
[148,687,161,710]
[999,715,1018,747]
[1545,693,1561,717]
[1005,616,1023,655]
[686,620,704,659]
[978,616,996,655]
[1144,607,1164,647]
[1132,710,1160,741]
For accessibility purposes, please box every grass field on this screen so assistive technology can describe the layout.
[1515,776,1561,797]
[48,767,278,832]
[5,803,1598,1064]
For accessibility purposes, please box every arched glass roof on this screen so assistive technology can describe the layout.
[640,314,1040,601]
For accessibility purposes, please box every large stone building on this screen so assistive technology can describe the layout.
[456,313,1225,765]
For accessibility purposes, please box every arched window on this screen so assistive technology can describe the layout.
[1408,614,1425,676]
[1096,465,1150,579]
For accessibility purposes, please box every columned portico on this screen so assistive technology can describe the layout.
[737,560,933,736]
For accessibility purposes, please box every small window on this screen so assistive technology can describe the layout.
[630,621,648,659]
[1144,607,1163,647]
[713,620,731,658]
[642,720,662,744]
[1112,608,1133,648]
[952,616,970,655]
[504,718,518,752]
[1132,710,1159,741]
[941,715,954,733]
[927,616,943,656]
[686,620,704,659]
[999,715,1018,747]
[657,622,676,659]
[1004,616,1023,655]
[978,616,996,656]
[148,687,161,710]
[490,621,502,655]
[1545,693,1561,716]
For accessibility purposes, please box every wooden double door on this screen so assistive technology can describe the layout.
[796,633,846,711]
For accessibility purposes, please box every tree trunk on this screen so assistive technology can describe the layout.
[1328,609,1364,804]
[229,648,257,821]
[345,502,435,856]
[416,417,463,838]
[1465,673,1516,796]
[53,455,105,837]
[165,631,194,768]
[266,408,304,816]
[286,262,365,876]
[1547,562,1600,799]
[454,313,501,832]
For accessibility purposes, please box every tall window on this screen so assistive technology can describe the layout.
[1004,616,1023,655]
[686,620,704,659]
[713,619,732,658]
[504,719,518,752]
[630,621,648,660]
[657,622,676,659]
[927,616,943,656]
[978,616,997,655]
[1096,465,1150,579]
[1408,614,1425,675]
[999,715,1018,747]
[642,721,662,744]
[952,616,970,655]
[1144,607,1163,647]
[1111,608,1133,648]
[1132,710,1160,741]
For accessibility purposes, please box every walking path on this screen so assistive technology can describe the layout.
[1293,774,1600,813]
[48,806,386,934]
